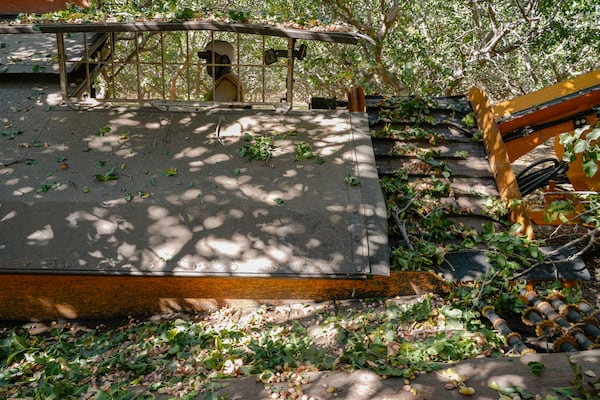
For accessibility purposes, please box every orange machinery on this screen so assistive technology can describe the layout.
[491,69,600,226]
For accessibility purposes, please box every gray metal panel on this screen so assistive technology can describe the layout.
[0,33,103,74]
[0,107,389,278]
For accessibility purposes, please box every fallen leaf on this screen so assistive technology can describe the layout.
[458,385,475,396]
[163,168,178,177]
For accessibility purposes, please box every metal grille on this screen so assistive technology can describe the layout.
[57,30,294,109]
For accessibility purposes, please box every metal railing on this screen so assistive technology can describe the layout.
[58,30,291,109]
[1,20,361,110]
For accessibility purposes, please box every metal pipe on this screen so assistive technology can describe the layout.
[526,290,600,349]
[547,293,600,341]
[576,300,600,326]
[554,335,578,353]
[524,291,571,330]
[482,304,533,355]
[547,292,584,322]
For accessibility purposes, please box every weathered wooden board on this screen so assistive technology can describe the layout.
[0,272,449,320]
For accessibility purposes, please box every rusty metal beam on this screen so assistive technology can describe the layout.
[0,21,361,44]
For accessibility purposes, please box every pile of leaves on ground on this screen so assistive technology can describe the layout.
[1,294,507,399]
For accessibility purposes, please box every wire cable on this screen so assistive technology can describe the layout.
[516,157,570,196]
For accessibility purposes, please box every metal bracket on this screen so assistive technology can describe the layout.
[263,43,307,65]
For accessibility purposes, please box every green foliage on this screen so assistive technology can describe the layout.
[461,113,476,128]
[381,168,482,272]
[294,142,325,163]
[95,167,119,182]
[10,0,599,102]
[528,361,545,377]
[36,181,61,193]
[162,167,178,177]
[239,134,274,163]
[1,129,22,139]
[96,126,110,137]
[543,192,600,229]
[371,124,443,144]
[559,125,600,178]
[0,297,504,397]
[373,96,438,125]
[344,173,361,186]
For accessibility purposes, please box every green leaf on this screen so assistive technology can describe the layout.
[96,126,110,137]
[163,168,178,177]
[552,386,577,396]
[1,129,22,139]
[94,390,112,400]
[176,7,195,20]
[499,385,535,399]
[232,168,241,176]
[296,142,315,160]
[582,159,598,177]
[345,174,361,186]
[574,139,588,154]
[586,127,600,141]
[95,167,119,182]
[37,181,60,192]
[527,361,545,376]
[559,132,574,146]
[273,197,285,205]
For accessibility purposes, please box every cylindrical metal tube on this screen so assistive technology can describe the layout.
[482,304,533,355]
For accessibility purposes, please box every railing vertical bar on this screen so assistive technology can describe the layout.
[286,38,295,106]
[209,31,215,97]
[109,32,115,101]
[135,32,142,105]
[185,31,190,101]
[261,36,266,103]
[83,32,91,97]
[236,32,241,101]
[56,33,68,101]
[160,32,165,99]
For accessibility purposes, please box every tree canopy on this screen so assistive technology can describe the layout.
[16,0,599,101]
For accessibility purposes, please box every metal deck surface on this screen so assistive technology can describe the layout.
[0,81,389,278]
[0,33,100,74]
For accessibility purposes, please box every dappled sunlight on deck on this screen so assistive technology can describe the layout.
[1,106,389,281]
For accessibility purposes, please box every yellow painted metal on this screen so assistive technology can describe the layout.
[469,87,534,239]
[504,115,597,162]
[492,69,600,119]
[492,69,600,192]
